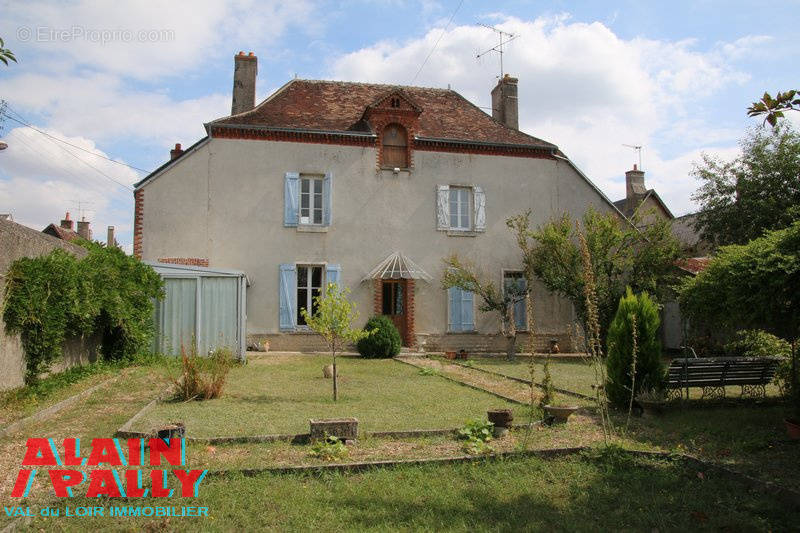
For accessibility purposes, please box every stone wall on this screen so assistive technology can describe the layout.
[0,218,91,390]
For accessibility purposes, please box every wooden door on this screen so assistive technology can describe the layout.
[381,279,407,345]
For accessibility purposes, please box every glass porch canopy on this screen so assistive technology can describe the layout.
[361,251,432,282]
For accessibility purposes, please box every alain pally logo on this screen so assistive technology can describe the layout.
[6,437,209,519]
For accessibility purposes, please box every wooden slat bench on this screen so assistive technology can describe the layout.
[666,357,781,400]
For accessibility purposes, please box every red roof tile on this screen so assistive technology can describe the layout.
[208,80,556,149]
[42,223,80,242]
[675,257,711,275]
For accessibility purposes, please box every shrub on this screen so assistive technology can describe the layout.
[606,288,664,407]
[725,330,793,394]
[458,419,494,455]
[357,315,401,358]
[309,434,349,461]
[171,344,235,401]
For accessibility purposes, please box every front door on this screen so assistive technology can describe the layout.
[381,279,407,345]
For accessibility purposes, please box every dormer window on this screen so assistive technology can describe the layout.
[390,97,401,108]
[382,123,409,168]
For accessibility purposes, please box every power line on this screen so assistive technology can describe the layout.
[1,106,137,191]
[410,0,464,85]
[1,105,150,173]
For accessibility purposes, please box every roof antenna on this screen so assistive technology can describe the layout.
[622,144,643,170]
[476,23,518,79]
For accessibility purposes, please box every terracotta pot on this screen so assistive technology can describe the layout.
[444,351,457,360]
[543,405,578,424]
[458,350,468,360]
[487,408,514,428]
[786,418,800,440]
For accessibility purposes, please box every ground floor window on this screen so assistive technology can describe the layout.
[297,265,324,325]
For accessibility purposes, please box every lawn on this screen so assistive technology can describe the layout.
[469,356,597,396]
[132,355,520,437]
[17,451,798,532]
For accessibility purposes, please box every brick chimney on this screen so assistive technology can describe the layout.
[491,74,519,130]
[60,211,74,231]
[107,226,116,248]
[625,164,647,214]
[170,143,183,160]
[231,51,257,115]
[77,216,91,240]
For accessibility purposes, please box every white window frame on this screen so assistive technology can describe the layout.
[502,269,528,332]
[299,175,324,226]
[448,187,472,231]
[296,264,325,327]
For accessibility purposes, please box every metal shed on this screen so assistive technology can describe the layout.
[146,262,248,360]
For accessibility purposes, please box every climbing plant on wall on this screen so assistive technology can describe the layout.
[2,243,163,384]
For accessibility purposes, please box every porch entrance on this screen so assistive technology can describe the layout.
[382,279,407,344]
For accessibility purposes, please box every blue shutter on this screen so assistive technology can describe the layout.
[323,172,332,226]
[461,290,475,331]
[514,279,527,331]
[326,264,341,289]
[279,264,296,331]
[448,287,461,332]
[284,172,299,227]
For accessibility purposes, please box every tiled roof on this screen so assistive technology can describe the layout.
[675,257,711,275]
[208,79,557,149]
[42,223,80,242]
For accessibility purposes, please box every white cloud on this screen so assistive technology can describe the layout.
[330,14,762,215]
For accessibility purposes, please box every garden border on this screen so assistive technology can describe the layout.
[0,375,120,438]
[443,357,594,400]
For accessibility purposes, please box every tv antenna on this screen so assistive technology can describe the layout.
[72,200,95,221]
[476,23,518,79]
[622,144,643,169]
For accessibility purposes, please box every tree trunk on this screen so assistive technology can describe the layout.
[332,350,338,402]
[505,333,517,361]
[792,338,797,418]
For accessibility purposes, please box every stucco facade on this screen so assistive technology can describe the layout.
[138,136,616,351]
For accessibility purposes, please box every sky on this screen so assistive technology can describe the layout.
[1,0,798,253]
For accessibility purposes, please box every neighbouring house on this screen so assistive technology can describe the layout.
[612,165,674,228]
[42,211,82,242]
[134,52,629,353]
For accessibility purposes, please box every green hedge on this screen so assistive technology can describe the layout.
[357,315,401,358]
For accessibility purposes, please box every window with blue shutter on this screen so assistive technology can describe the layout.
[284,172,299,227]
[279,264,296,331]
[323,172,332,226]
[326,263,341,288]
[448,286,475,332]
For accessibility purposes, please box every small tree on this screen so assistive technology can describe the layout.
[605,288,664,407]
[302,283,369,401]
[442,255,527,360]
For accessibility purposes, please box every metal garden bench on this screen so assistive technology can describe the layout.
[666,356,781,400]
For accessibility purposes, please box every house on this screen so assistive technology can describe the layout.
[612,166,674,228]
[133,52,626,353]
[42,212,85,242]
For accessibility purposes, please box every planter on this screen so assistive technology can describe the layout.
[157,422,185,441]
[549,339,560,354]
[444,351,457,360]
[543,405,578,425]
[786,418,800,440]
[487,408,514,428]
[309,417,358,443]
[638,399,666,417]
[458,350,468,360]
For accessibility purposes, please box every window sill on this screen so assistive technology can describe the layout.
[297,225,329,233]
[446,330,477,334]
[446,230,477,237]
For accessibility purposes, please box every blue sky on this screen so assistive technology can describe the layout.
[1,0,798,252]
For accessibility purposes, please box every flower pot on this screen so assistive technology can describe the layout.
[487,408,514,428]
[638,399,665,417]
[786,418,800,440]
[444,351,457,360]
[543,405,578,425]
[549,339,560,354]
[458,350,468,360]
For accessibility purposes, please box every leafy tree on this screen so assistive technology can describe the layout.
[442,255,528,360]
[510,208,680,346]
[605,288,664,407]
[0,37,16,66]
[302,283,369,401]
[748,89,799,127]
[679,220,800,418]
[691,124,800,247]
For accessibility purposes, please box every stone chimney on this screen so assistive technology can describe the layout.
[170,143,183,160]
[625,164,647,199]
[60,211,74,231]
[77,216,91,240]
[231,51,258,115]
[107,226,116,248]
[491,74,519,130]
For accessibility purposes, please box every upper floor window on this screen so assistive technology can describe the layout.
[300,175,324,225]
[449,187,472,231]
[382,123,408,168]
